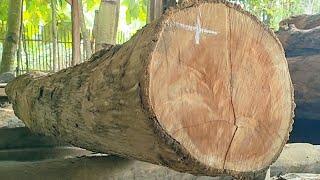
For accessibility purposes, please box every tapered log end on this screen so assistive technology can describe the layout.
[148,1,294,174]
[6,73,47,129]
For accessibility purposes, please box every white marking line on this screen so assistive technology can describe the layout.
[173,14,218,44]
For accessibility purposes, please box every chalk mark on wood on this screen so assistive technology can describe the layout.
[173,12,218,44]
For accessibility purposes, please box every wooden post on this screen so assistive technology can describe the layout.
[71,0,81,66]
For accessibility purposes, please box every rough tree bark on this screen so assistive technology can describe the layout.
[279,14,320,30]
[6,0,294,178]
[287,55,320,121]
[277,25,320,57]
[0,0,23,74]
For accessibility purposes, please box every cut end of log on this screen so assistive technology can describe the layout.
[148,2,294,173]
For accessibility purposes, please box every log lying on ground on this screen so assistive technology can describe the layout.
[276,14,320,143]
[277,25,320,57]
[287,55,320,121]
[6,0,294,178]
[279,14,320,30]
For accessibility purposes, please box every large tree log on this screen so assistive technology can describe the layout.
[277,14,320,57]
[277,25,320,57]
[287,55,320,121]
[279,14,320,30]
[276,14,320,144]
[6,0,294,178]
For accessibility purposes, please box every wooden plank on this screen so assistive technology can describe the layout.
[71,0,81,66]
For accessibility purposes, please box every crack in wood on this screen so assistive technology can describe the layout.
[223,7,238,170]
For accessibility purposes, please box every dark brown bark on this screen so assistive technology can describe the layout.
[277,14,320,57]
[276,14,320,143]
[279,14,320,30]
[6,1,294,178]
[276,14,320,120]
[287,55,320,121]
[277,25,320,57]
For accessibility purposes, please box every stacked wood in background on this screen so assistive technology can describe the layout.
[6,0,294,178]
[277,14,320,144]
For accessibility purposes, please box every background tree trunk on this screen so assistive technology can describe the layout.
[71,0,81,65]
[51,0,58,72]
[6,1,294,178]
[148,0,176,23]
[16,3,24,75]
[92,0,120,51]
[79,0,92,60]
[0,0,23,74]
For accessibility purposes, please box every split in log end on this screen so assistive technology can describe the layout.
[148,1,294,173]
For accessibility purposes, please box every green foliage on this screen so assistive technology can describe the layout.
[0,0,320,37]
[0,1,9,22]
[24,0,51,25]
[238,0,318,29]
[85,0,100,10]
[122,0,148,24]
[23,0,73,41]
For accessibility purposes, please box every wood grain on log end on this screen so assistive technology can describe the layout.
[149,1,294,175]
[5,0,294,178]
